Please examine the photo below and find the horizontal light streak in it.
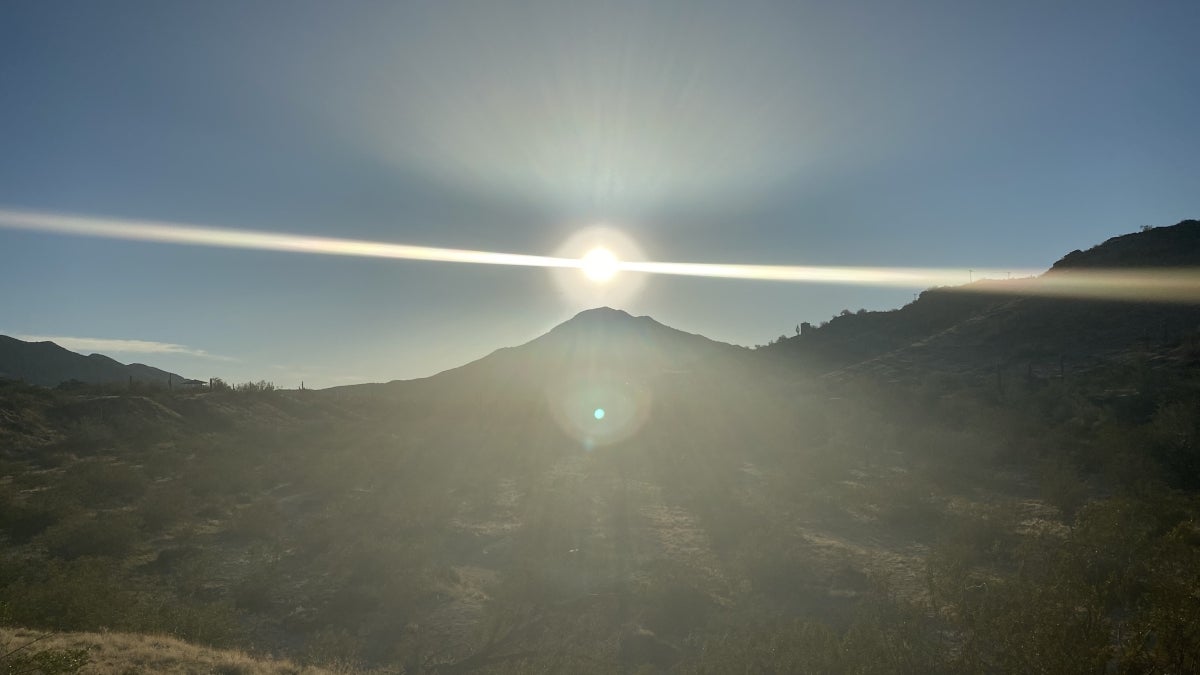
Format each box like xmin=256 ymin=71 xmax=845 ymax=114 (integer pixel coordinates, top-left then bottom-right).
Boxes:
xmin=944 ymin=269 xmax=1200 ymax=304
xmin=0 ymin=208 xmax=579 ymax=270
xmin=620 ymin=260 xmax=1032 ymax=288
xmin=1 ymin=208 xmax=1197 ymax=302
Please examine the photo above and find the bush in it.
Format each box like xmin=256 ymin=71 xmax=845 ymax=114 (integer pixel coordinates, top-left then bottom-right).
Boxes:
xmin=224 ymin=500 xmax=283 ymax=543
xmin=233 ymin=565 xmax=279 ymax=613
xmin=1038 ymin=459 xmax=1088 ymax=518
xmin=137 ymin=485 xmax=191 ymax=533
xmin=61 ymin=461 xmax=148 ymax=508
xmin=2 ymin=559 xmax=134 ymax=632
xmin=0 ymin=491 xmax=79 ymax=544
xmin=41 ymin=513 xmax=141 ymax=560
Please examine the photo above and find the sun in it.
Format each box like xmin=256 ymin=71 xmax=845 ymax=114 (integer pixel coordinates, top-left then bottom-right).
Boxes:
xmin=580 ymin=247 xmax=619 ymax=282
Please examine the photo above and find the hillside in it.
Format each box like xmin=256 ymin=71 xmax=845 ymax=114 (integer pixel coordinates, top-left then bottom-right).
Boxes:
xmin=1051 ymin=219 xmax=1200 ymax=270
xmin=765 ymin=219 xmax=1200 ymax=379
xmin=0 ymin=223 xmax=1198 ymax=673
xmin=0 ymin=335 xmax=187 ymax=388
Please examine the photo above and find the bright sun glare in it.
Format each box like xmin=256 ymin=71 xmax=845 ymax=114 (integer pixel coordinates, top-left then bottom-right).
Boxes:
xmin=9 ymin=209 xmax=1195 ymax=303
xmin=581 ymin=247 xmax=619 ymax=282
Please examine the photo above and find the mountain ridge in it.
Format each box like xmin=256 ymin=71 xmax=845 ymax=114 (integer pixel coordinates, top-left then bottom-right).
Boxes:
xmin=9 ymin=219 xmax=1196 ymax=393
xmin=1050 ymin=219 xmax=1200 ymax=271
xmin=0 ymin=334 xmax=188 ymax=388
xmin=765 ymin=219 xmax=1200 ymax=378
xmin=330 ymin=219 xmax=1200 ymax=394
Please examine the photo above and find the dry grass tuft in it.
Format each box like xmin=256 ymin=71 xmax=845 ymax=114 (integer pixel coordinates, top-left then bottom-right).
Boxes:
xmin=0 ymin=626 xmax=363 ymax=675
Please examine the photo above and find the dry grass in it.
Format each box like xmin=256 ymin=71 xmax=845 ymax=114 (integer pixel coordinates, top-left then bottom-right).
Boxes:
xmin=0 ymin=627 xmax=357 ymax=675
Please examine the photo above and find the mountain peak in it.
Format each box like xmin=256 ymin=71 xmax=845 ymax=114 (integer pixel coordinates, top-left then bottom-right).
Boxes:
xmin=570 ymin=306 xmax=635 ymax=321
xmin=550 ymin=307 xmax=665 ymax=336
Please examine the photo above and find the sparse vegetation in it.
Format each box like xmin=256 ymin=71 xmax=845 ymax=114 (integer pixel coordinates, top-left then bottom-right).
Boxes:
xmin=1 ymin=224 xmax=1199 ymax=671
xmin=0 ymin=328 xmax=1196 ymax=673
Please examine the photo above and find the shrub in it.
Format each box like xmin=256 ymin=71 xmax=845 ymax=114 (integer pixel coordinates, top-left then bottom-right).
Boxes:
xmin=61 ymin=461 xmax=148 ymax=508
xmin=41 ymin=513 xmax=141 ymax=560
xmin=234 ymin=380 xmax=276 ymax=394
xmin=137 ymin=485 xmax=191 ymax=533
xmin=232 ymin=565 xmax=279 ymax=613
xmin=2 ymin=559 xmax=134 ymax=632
xmin=224 ymin=500 xmax=283 ymax=543
xmin=0 ymin=491 xmax=79 ymax=544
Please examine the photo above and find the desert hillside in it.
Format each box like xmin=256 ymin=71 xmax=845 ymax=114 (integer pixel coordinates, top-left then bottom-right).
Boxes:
xmin=2 ymin=222 xmax=1199 ymax=672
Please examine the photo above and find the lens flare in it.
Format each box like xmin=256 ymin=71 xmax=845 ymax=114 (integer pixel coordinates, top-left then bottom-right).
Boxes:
xmin=2 ymin=208 xmax=1198 ymax=303
xmin=581 ymin=247 xmax=619 ymax=282
xmin=553 ymin=225 xmax=647 ymax=307
xmin=0 ymin=208 xmax=579 ymax=271
xmin=548 ymin=373 xmax=650 ymax=448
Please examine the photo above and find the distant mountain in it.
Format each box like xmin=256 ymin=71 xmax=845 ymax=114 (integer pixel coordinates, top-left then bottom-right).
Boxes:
xmin=0 ymin=335 xmax=187 ymax=387
xmin=334 ymin=306 xmax=746 ymax=393
xmin=449 ymin=305 xmax=746 ymax=381
xmin=327 ymin=306 xmax=771 ymax=448
xmin=765 ymin=219 xmax=1200 ymax=379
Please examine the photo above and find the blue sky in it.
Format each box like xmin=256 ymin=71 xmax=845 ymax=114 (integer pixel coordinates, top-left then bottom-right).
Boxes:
xmin=1 ymin=0 xmax=1197 ymax=387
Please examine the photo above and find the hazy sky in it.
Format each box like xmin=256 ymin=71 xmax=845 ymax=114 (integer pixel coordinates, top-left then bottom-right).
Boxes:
xmin=1 ymin=1 xmax=1197 ymax=387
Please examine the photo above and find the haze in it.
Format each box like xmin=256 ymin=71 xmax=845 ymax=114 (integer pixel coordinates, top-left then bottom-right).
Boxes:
xmin=1 ymin=1 xmax=1197 ymax=386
